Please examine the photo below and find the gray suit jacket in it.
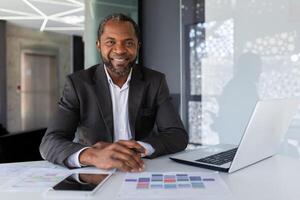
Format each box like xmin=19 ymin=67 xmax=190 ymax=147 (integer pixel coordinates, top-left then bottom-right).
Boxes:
xmin=39 ymin=64 xmax=188 ymax=166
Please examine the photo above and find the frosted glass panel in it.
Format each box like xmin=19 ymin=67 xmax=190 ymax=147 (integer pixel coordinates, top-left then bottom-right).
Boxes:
xmin=183 ymin=0 xmax=300 ymax=153
xmin=188 ymin=101 xmax=201 ymax=142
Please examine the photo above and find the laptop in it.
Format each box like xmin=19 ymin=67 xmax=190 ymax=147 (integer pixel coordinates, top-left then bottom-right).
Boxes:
xmin=170 ymin=99 xmax=300 ymax=173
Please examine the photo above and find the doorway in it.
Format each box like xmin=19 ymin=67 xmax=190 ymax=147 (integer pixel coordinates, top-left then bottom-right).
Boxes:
xmin=20 ymin=51 xmax=58 ymax=132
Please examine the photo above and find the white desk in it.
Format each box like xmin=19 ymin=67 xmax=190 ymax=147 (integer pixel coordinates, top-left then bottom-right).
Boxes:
xmin=0 ymin=154 xmax=300 ymax=200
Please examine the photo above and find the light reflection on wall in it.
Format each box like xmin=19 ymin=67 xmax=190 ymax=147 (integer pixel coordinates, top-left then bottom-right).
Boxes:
xmin=243 ymin=32 xmax=296 ymax=56
xmin=246 ymin=0 xmax=286 ymax=14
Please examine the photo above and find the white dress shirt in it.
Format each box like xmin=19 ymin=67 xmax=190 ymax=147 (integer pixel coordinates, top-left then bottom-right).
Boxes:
xmin=66 ymin=66 xmax=155 ymax=168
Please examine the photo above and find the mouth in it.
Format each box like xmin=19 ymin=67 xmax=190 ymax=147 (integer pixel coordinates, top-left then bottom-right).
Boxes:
xmin=111 ymin=57 xmax=129 ymax=65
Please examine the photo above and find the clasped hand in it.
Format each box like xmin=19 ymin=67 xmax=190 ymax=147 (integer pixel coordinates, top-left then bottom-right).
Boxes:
xmin=79 ymin=140 xmax=146 ymax=172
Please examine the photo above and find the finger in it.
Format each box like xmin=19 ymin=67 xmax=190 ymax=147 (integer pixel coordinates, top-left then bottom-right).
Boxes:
xmin=117 ymin=140 xmax=146 ymax=154
xmin=114 ymin=159 xmax=142 ymax=172
xmin=110 ymin=159 xmax=132 ymax=172
xmin=92 ymin=141 xmax=111 ymax=149
xmin=111 ymin=151 xmax=142 ymax=170
xmin=110 ymin=143 xmax=145 ymax=167
xmin=117 ymin=140 xmax=142 ymax=148
xmin=110 ymin=151 xmax=143 ymax=171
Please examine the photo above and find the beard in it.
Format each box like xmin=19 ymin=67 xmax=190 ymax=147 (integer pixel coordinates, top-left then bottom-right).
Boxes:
xmin=101 ymin=53 xmax=136 ymax=77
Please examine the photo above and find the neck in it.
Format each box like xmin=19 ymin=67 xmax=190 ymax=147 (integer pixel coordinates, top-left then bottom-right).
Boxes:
xmin=106 ymin=68 xmax=129 ymax=88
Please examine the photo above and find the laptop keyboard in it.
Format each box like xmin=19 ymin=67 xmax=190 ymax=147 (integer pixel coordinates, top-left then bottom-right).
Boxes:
xmin=195 ymin=148 xmax=238 ymax=166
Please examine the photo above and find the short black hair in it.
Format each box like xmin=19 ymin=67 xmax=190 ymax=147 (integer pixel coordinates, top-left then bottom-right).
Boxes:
xmin=98 ymin=13 xmax=140 ymax=42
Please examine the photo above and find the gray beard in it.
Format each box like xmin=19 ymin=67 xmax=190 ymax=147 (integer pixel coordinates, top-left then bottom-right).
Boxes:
xmin=101 ymin=55 xmax=136 ymax=77
xmin=105 ymin=62 xmax=133 ymax=77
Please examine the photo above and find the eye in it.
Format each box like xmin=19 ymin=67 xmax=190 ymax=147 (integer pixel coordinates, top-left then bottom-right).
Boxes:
xmin=106 ymin=40 xmax=115 ymax=46
xmin=125 ymin=41 xmax=135 ymax=47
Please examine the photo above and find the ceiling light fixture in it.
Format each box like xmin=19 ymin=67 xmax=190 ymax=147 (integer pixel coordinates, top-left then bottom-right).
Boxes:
xmin=22 ymin=0 xmax=47 ymax=31
xmin=45 ymin=26 xmax=84 ymax=30
xmin=61 ymin=15 xmax=84 ymax=24
xmin=66 ymin=0 xmax=84 ymax=6
xmin=30 ymin=0 xmax=81 ymax=7
xmin=0 ymin=0 xmax=84 ymax=34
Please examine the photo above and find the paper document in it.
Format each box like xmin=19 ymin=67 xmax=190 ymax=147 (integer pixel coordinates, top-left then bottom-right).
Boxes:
xmin=2 ymin=168 xmax=69 ymax=192
xmin=0 ymin=165 xmax=30 ymax=188
xmin=0 ymin=161 xmax=65 ymax=186
xmin=117 ymin=172 xmax=230 ymax=199
xmin=0 ymin=161 xmax=115 ymax=192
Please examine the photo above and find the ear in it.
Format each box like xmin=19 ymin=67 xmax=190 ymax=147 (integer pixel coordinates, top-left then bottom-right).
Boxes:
xmin=137 ymin=41 xmax=141 ymax=51
xmin=96 ymin=40 xmax=101 ymax=52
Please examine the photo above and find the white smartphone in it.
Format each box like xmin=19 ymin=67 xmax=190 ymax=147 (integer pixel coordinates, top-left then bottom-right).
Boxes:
xmin=44 ymin=173 xmax=112 ymax=198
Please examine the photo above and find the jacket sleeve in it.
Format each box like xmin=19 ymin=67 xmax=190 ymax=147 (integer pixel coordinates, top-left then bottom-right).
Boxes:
xmin=141 ymin=75 xmax=189 ymax=158
xmin=39 ymin=76 xmax=87 ymax=167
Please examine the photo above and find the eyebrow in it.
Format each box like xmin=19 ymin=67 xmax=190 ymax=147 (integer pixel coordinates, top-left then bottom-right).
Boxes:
xmin=103 ymin=37 xmax=115 ymax=41
xmin=103 ymin=37 xmax=136 ymax=43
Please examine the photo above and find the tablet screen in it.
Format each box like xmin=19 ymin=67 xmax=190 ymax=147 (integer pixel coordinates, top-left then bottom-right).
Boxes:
xmin=52 ymin=173 xmax=109 ymax=191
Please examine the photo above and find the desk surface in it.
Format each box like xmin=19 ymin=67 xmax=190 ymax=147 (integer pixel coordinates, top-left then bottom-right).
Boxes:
xmin=0 ymin=154 xmax=300 ymax=200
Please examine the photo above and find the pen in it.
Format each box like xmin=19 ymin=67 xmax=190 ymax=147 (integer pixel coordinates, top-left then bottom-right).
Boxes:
xmin=130 ymin=147 xmax=145 ymax=154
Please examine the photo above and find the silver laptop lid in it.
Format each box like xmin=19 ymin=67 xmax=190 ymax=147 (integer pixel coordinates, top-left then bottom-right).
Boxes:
xmin=228 ymin=98 xmax=300 ymax=173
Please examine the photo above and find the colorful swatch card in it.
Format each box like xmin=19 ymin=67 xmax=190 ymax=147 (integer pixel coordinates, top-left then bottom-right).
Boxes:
xmin=118 ymin=172 xmax=230 ymax=199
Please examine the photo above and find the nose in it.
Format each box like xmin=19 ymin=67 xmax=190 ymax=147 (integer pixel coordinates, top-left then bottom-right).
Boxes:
xmin=113 ymin=42 xmax=126 ymax=54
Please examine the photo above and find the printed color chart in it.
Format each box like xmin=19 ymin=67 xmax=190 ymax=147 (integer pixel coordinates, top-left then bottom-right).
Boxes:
xmin=118 ymin=172 xmax=230 ymax=198
xmin=126 ymin=173 xmax=210 ymax=189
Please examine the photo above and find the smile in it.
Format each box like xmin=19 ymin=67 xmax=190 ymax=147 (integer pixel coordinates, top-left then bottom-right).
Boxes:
xmin=113 ymin=58 xmax=127 ymax=62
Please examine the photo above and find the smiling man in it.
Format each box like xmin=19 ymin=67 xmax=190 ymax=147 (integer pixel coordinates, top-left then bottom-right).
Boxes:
xmin=40 ymin=13 xmax=188 ymax=172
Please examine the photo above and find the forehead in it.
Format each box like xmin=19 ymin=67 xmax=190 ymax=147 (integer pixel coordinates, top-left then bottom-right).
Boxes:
xmin=101 ymin=20 xmax=137 ymax=40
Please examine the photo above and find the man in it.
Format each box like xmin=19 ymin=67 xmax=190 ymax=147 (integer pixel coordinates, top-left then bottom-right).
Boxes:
xmin=40 ymin=13 xmax=188 ymax=172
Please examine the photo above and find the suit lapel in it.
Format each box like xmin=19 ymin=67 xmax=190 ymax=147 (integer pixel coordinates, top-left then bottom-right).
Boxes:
xmin=92 ymin=64 xmax=114 ymax=142
xmin=129 ymin=65 xmax=145 ymax=138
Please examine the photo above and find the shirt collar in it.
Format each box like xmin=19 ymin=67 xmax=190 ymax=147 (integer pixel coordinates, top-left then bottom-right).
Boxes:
xmin=103 ymin=64 xmax=132 ymax=87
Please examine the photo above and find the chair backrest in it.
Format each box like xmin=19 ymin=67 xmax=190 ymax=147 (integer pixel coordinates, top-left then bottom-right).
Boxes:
xmin=0 ymin=129 xmax=45 ymax=163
